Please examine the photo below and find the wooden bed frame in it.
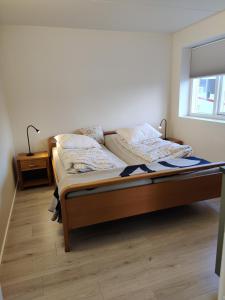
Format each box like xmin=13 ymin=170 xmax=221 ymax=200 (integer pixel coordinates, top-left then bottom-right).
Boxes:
xmin=48 ymin=132 xmax=225 ymax=252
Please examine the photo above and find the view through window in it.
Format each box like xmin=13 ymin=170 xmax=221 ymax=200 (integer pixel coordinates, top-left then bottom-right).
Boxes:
xmin=190 ymin=75 xmax=225 ymax=118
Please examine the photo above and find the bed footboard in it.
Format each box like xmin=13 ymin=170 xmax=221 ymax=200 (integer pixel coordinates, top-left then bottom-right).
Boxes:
xmin=61 ymin=172 xmax=222 ymax=252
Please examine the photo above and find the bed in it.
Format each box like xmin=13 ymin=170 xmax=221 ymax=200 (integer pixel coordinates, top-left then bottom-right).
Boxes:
xmin=49 ymin=132 xmax=225 ymax=252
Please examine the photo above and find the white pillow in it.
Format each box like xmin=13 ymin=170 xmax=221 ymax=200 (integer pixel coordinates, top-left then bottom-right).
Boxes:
xmin=75 ymin=125 xmax=104 ymax=144
xmin=138 ymin=123 xmax=162 ymax=140
xmin=117 ymin=127 xmax=145 ymax=144
xmin=54 ymin=134 xmax=101 ymax=149
xmin=117 ymin=123 xmax=161 ymax=144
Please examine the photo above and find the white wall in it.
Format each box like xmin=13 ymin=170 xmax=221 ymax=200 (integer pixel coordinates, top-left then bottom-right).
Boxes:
xmin=0 ymin=78 xmax=15 ymax=262
xmin=0 ymin=26 xmax=171 ymax=154
xmin=170 ymin=10 xmax=225 ymax=161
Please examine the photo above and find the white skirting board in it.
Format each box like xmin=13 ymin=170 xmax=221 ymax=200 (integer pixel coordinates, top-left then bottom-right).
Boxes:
xmin=0 ymin=182 xmax=17 ymax=264
xmin=0 ymin=286 xmax=3 ymax=300
xmin=219 ymin=232 xmax=225 ymax=300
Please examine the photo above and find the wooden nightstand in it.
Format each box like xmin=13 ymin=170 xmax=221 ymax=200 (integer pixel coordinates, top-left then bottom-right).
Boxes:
xmin=166 ymin=137 xmax=183 ymax=145
xmin=17 ymin=151 xmax=51 ymax=189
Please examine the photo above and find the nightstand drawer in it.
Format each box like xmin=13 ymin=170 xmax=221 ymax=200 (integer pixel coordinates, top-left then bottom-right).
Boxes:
xmin=20 ymin=159 xmax=46 ymax=171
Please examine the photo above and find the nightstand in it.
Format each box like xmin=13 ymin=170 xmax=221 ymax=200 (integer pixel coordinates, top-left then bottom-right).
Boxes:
xmin=17 ymin=151 xmax=51 ymax=189
xmin=166 ymin=137 xmax=183 ymax=145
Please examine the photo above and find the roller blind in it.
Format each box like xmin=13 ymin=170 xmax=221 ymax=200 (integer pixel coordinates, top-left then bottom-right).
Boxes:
xmin=190 ymin=39 xmax=225 ymax=78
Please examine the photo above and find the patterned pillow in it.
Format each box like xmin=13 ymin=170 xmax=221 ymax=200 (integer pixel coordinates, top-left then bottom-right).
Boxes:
xmin=75 ymin=125 xmax=104 ymax=144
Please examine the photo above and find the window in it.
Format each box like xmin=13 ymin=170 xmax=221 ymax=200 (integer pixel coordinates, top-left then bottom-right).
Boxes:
xmin=189 ymin=75 xmax=225 ymax=119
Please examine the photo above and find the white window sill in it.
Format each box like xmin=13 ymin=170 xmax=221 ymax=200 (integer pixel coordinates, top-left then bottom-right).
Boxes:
xmin=179 ymin=115 xmax=225 ymax=124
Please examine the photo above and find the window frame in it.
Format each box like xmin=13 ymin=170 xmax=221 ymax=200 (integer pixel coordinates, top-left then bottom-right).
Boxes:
xmin=188 ymin=74 xmax=225 ymax=121
xmin=218 ymin=76 xmax=225 ymax=116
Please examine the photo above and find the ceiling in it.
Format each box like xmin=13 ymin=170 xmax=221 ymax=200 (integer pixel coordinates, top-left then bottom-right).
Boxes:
xmin=0 ymin=0 xmax=225 ymax=33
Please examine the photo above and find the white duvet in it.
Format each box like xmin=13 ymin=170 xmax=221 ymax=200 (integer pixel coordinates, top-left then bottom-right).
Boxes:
xmin=116 ymin=136 xmax=192 ymax=163
xmin=57 ymin=146 xmax=119 ymax=174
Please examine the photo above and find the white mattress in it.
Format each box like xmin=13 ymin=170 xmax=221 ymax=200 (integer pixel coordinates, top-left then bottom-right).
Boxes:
xmin=105 ymin=134 xmax=149 ymax=165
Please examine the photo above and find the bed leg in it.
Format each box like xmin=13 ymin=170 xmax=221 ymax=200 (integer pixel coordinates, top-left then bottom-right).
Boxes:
xmin=61 ymin=195 xmax=71 ymax=252
xmin=65 ymin=244 xmax=70 ymax=252
xmin=64 ymin=229 xmax=70 ymax=252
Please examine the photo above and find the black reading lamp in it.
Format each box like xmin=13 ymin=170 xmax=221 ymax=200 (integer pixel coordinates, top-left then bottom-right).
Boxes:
xmin=159 ymin=119 xmax=167 ymax=140
xmin=26 ymin=125 xmax=40 ymax=156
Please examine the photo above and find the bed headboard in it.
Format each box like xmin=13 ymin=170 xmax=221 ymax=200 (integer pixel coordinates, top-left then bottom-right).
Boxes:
xmin=48 ymin=131 xmax=116 ymax=157
xmin=48 ymin=136 xmax=57 ymax=157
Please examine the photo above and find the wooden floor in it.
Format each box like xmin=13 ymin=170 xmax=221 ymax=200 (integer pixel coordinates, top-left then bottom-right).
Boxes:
xmin=0 ymin=186 xmax=220 ymax=300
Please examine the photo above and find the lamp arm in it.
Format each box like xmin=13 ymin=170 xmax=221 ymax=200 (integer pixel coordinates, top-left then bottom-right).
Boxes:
xmin=27 ymin=125 xmax=32 ymax=155
xmin=28 ymin=125 xmax=39 ymax=132
xmin=26 ymin=125 xmax=40 ymax=156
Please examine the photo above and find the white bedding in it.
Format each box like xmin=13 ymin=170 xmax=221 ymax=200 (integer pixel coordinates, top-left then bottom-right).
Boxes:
xmin=105 ymin=134 xmax=192 ymax=164
xmin=105 ymin=134 xmax=146 ymax=165
xmin=52 ymin=147 xmax=219 ymax=200
xmin=57 ymin=144 xmax=126 ymax=174
xmin=54 ymin=146 xmax=126 ymax=182
xmin=52 ymin=147 xmax=152 ymax=197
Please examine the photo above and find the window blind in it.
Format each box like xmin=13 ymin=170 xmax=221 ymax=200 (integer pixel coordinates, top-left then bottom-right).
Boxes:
xmin=190 ymin=39 xmax=225 ymax=78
